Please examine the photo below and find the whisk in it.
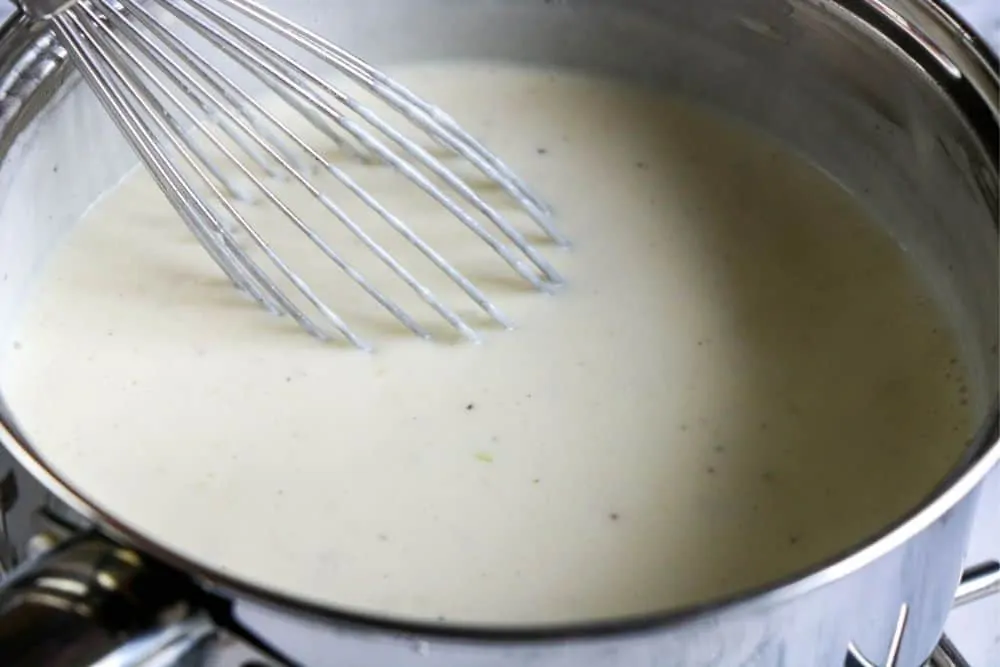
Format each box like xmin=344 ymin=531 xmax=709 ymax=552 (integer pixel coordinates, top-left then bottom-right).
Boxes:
xmin=18 ymin=0 xmax=567 ymax=350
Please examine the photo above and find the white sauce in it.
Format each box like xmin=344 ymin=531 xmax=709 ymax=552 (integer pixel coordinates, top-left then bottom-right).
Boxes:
xmin=1 ymin=63 xmax=974 ymax=625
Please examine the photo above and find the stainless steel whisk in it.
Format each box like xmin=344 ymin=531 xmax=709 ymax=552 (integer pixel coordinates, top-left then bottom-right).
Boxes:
xmin=17 ymin=0 xmax=567 ymax=349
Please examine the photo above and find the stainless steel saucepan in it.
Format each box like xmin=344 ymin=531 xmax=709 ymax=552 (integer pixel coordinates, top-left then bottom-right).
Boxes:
xmin=0 ymin=1 xmax=997 ymax=666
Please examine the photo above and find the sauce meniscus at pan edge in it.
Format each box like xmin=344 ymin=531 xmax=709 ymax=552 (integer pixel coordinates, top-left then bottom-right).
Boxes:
xmin=1 ymin=61 xmax=976 ymax=625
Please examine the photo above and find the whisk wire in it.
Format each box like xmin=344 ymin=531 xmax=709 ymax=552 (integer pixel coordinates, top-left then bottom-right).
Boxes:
xmin=175 ymin=0 xmax=565 ymax=285
xmin=211 ymin=0 xmax=562 ymax=238
xmin=50 ymin=14 xmax=277 ymax=314
xmin=114 ymin=0 xmax=305 ymax=175
xmin=83 ymin=0 xmax=444 ymax=344
xmin=104 ymin=0 xmax=501 ymax=339
xmin=67 ymin=3 xmax=373 ymax=347
xmin=31 ymin=0 xmax=567 ymax=348
xmin=150 ymin=0 xmax=559 ymax=298
xmin=92 ymin=2 xmax=447 ymax=340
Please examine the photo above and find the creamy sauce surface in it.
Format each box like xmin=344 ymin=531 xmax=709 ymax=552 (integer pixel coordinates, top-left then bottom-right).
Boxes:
xmin=1 ymin=63 xmax=974 ymax=625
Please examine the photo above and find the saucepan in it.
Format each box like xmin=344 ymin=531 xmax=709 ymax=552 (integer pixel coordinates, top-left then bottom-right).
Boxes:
xmin=0 ymin=1 xmax=997 ymax=666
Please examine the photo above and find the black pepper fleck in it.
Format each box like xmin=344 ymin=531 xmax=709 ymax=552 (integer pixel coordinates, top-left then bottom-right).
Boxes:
xmin=706 ymin=466 xmax=716 ymax=474
xmin=536 ymin=147 xmax=548 ymax=155
xmin=466 ymin=403 xmax=475 ymax=411
xmin=609 ymin=513 xmax=620 ymax=521
xmin=635 ymin=161 xmax=648 ymax=170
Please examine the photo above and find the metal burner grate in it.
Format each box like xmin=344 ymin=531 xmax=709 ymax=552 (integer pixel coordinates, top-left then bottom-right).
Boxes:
xmin=846 ymin=560 xmax=1000 ymax=667
xmin=847 ymin=634 xmax=971 ymax=667
xmin=925 ymin=635 xmax=972 ymax=667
